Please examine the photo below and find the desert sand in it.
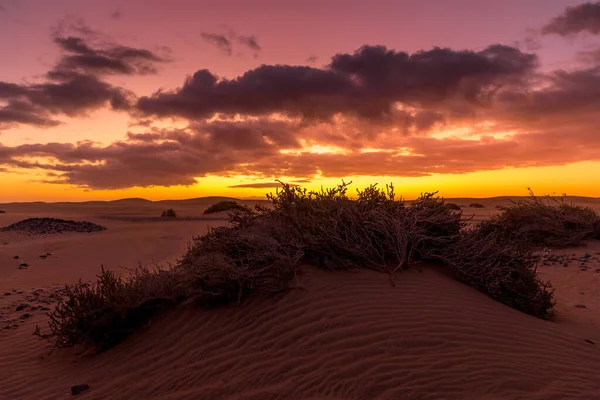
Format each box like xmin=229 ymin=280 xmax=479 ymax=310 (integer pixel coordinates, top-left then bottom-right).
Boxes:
xmin=0 ymin=197 xmax=599 ymax=399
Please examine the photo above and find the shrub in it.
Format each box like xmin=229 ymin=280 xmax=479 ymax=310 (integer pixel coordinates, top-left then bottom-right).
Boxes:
xmin=438 ymin=228 xmax=554 ymax=319
xmin=161 ymin=208 xmax=177 ymax=218
xmin=0 ymin=210 xmax=6 ymax=214
xmin=469 ymin=203 xmax=485 ymax=208
xmin=477 ymin=189 xmax=600 ymax=247
xmin=34 ymin=266 xmax=185 ymax=351
xmin=445 ymin=203 xmax=462 ymax=211
xmin=256 ymin=182 xmax=463 ymax=272
xmin=204 ymin=201 xmax=250 ymax=215
xmin=35 ymin=182 xmax=560 ymax=352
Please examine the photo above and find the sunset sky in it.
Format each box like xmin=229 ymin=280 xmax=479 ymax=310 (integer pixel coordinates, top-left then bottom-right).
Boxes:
xmin=1 ymin=0 xmax=600 ymax=202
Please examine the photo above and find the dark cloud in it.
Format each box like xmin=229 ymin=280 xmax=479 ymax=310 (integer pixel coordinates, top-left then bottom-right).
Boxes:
xmin=229 ymin=182 xmax=297 ymax=189
xmin=110 ymin=9 xmax=122 ymax=19
xmin=542 ymin=2 xmax=600 ymax=36
xmin=0 ymin=22 xmax=168 ymax=129
xmin=48 ymin=31 xmax=169 ymax=78
xmin=236 ymin=35 xmax=261 ymax=52
xmin=137 ymin=44 xmax=536 ymax=122
xmin=200 ymin=32 xmax=232 ymax=55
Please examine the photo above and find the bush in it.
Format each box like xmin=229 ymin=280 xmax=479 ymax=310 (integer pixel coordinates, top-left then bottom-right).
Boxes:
xmin=438 ymin=228 xmax=554 ymax=319
xmin=161 ymin=208 xmax=177 ymax=218
xmin=445 ymin=203 xmax=462 ymax=211
xmin=34 ymin=266 xmax=185 ymax=351
xmin=469 ymin=203 xmax=485 ymax=208
xmin=204 ymin=201 xmax=250 ymax=215
xmin=477 ymin=190 xmax=600 ymax=247
xmin=256 ymin=182 xmax=463 ymax=272
xmin=35 ymin=182 xmax=560 ymax=352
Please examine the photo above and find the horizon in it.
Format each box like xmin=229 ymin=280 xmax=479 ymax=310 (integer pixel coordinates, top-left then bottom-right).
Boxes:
xmin=2 ymin=1 xmax=600 ymax=201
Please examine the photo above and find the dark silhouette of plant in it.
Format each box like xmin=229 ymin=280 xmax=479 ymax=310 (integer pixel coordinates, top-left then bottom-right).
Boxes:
xmin=161 ymin=208 xmax=177 ymax=218
xmin=35 ymin=182 xmax=559 ymax=352
xmin=469 ymin=203 xmax=485 ymax=208
xmin=204 ymin=201 xmax=250 ymax=215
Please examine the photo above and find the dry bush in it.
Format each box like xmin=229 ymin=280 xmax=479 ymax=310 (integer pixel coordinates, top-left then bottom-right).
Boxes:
xmin=478 ymin=189 xmax=600 ymax=247
xmin=469 ymin=203 xmax=485 ymax=208
xmin=35 ymin=182 xmax=562 ymax=352
xmin=438 ymin=228 xmax=555 ymax=319
xmin=34 ymin=266 xmax=185 ymax=351
xmin=204 ymin=200 xmax=250 ymax=215
xmin=445 ymin=203 xmax=462 ymax=211
xmin=256 ymin=182 xmax=463 ymax=273
xmin=161 ymin=208 xmax=177 ymax=218
xmin=179 ymin=224 xmax=303 ymax=306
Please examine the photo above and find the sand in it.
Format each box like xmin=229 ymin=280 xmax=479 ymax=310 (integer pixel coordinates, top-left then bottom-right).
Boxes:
xmin=0 ymin=197 xmax=599 ymax=399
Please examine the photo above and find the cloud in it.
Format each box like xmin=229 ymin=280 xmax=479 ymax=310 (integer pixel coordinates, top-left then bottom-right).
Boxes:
xmin=306 ymin=56 xmax=318 ymax=63
xmin=0 ymin=22 xmax=168 ymax=129
xmin=137 ymin=44 xmax=537 ymax=122
xmin=542 ymin=2 xmax=600 ymax=36
xmin=110 ymin=9 xmax=122 ymax=19
xmin=236 ymin=35 xmax=261 ymax=52
xmin=200 ymin=32 xmax=232 ymax=55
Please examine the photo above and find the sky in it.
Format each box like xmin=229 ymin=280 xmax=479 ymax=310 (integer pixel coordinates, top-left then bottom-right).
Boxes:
xmin=1 ymin=0 xmax=600 ymax=201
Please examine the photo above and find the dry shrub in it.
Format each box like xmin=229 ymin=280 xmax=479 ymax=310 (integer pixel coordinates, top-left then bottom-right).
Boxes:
xmin=161 ymin=208 xmax=177 ymax=218
xmin=256 ymin=182 xmax=463 ymax=272
xmin=35 ymin=182 xmax=561 ymax=352
xmin=478 ymin=189 xmax=600 ymax=247
xmin=34 ymin=266 xmax=184 ymax=351
xmin=204 ymin=200 xmax=250 ymax=215
xmin=439 ymin=228 xmax=554 ymax=319
xmin=445 ymin=203 xmax=462 ymax=211
xmin=179 ymin=223 xmax=303 ymax=306
xmin=469 ymin=203 xmax=485 ymax=208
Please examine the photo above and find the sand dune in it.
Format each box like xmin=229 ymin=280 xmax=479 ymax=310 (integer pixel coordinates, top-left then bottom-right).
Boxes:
xmin=1 ymin=267 xmax=599 ymax=399
xmin=0 ymin=197 xmax=599 ymax=399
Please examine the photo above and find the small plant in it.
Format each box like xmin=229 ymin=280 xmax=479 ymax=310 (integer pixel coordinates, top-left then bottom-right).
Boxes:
xmin=445 ymin=203 xmax=462 ymax=211
xmin=469 ymin=203 xmax=485 ymax=208
xmin=34 ymin=266 xmax=185 ymax=351
xmin=477 ymin=189 xmax=600 ymax=247
xmin=204 ymin=200 xmax=250 ymax=215
xmin=161 ymin=208 xmax=177 ymax=218
xmin=438 ymin=228 xmax=554 ymax=319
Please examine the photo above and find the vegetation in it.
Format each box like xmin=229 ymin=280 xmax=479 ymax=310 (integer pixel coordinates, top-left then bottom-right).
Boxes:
xmin=469 ymin=203 xmax=485 ymax=208
xmin=36 ymin=183 xmax=573 ymax=352
xmin=445 ymin=203 xmax=462 ymax=211
xmin=476 ymin=189 xmax=600 ymax=247
xmin=161 ymin=208 xmax=177 ymax=218
xmin=0 ymin=210 xmax=6 ymax=214
xmin=203 ymin=200 xmax=250 ymax=215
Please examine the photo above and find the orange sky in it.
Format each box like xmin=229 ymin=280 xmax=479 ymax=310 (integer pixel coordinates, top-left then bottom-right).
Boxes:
xmin=1 ymin=0 xmax=600 ymax=202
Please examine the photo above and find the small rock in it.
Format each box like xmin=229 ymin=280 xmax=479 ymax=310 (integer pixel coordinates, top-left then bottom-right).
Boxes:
xmin=579 ymin=292 xmax=585 ymax=295
xmin=574 ymin=304 xmax=587 ymax=309
xmin=71 ymin=384 xmax=90 ymax=395
xmin=20 ymin=313 xmax=30 ymax=319
xmin=39 ymin=255 xmax=47 ymax=259
xmin=13 ymin=256 xmax=19 ymax=259
xmin=15 ymin=304 xmax=28 ymax=311
xmin=583 ymin=253 xmax=591 ymax=258
xmin=585 ymin=339 xmax=595 ymax=345
xmin=46 ymin=253 xmax=51 ymax=256
xmin=3 ymin=293 xmax=11 ymax=296
xmin=3 ymin=325 xmax=10 ymax=330
xmin=19 ymin=263 xmax=28 ymax=267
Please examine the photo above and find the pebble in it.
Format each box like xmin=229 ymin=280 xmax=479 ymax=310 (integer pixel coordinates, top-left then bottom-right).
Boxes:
xmin=574 ymin=304 xmax=587 ymax=309
xmin=19 ymin=263 xmax=28 ymax=267
xmin=13 ymin=256 xmax=18 ymax=259
xmin=71 ymin=384 xmax=90 ymax=396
